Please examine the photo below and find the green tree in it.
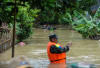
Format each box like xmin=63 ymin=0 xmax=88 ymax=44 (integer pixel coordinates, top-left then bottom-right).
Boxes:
xmin=0 ymin=0 xmax=40 ymax=42
xmin=28 ymin=0 xmax=97 ymax=25
xmin=16 ymin=5 xmax=40 ymax=42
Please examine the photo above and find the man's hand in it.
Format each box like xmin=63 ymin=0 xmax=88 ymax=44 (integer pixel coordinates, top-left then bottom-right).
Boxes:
xmin=67 ymin=42 xmax=72 ymax=47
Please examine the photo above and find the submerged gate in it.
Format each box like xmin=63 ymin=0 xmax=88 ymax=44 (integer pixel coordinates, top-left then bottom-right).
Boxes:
xmin=0 ymin=26 xmax=12 ymax=53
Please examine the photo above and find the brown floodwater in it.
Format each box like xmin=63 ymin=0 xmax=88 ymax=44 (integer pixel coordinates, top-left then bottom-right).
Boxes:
xmin=0 ymin=28 xmax=100 ymax=68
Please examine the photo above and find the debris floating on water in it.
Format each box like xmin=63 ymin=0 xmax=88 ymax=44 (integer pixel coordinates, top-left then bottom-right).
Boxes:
xmin=18 ymin=42 xmax=26 ymax=46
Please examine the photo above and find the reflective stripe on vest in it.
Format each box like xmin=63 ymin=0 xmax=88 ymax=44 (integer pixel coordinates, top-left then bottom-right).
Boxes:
xmin=55 ymin=44 xmax=62 ymax=48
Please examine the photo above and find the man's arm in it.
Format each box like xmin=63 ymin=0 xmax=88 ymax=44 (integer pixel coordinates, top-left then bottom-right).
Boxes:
xmin=50 ymin=45 xmax=69 ymax=54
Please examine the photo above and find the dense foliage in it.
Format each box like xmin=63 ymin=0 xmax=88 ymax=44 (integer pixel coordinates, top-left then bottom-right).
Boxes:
xmin=0 ymin=0 xmax=98 ymax=40
xmin=28 ymin=0 xmax=97 ymax=25
xmin=0 ymin=0 xmax=40 ymax=42
xmin=67 ymin=8 xmax=100 ymax=39
xmin=16 ymin=6 xmax=40 ymax=42
xmin=0 ymin=0 xmax=14 ymax=24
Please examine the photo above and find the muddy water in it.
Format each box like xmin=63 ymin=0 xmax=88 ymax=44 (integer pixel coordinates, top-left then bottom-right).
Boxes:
xmin=0 ymin=28 xmax=100 ymax=68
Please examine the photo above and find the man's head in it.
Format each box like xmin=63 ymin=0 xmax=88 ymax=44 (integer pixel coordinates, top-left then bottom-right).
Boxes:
xmin=49 ymin=34 xmax=58 ymax=43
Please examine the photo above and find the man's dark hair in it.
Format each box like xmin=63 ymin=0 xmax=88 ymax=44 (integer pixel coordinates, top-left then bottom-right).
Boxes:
xmin=49 ymin=34 xmax=58 ymax=41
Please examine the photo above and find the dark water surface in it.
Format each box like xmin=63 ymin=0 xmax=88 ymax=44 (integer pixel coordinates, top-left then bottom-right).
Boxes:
xmin=0 ymin=28 xmax=100 ymax=68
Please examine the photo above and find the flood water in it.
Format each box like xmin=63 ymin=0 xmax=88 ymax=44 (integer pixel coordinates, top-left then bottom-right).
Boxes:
xmin=0 ymin=28 xmax=100 ymax=68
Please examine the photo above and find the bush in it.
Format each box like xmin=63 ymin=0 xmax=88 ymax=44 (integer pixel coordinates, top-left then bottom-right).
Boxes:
xmin=15 ymin=5 xmax=40 ymax=42
xmin=67 ymin=9 xmax=100 ymax=39
xmin=16 ymin=22 xmax=33 ymax=42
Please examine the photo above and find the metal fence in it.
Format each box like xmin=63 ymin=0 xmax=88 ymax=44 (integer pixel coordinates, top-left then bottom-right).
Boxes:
xmin=0 ymin=27 xmax=12 ymax=53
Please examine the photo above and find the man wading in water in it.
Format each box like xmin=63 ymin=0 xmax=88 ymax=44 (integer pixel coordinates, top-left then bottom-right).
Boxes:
xmin=47 ymin=34 xmax=72 ymax=65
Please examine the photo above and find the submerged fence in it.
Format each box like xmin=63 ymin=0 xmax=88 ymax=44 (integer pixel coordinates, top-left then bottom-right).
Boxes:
xmin=0 ymin=27 xmax=12 ymax=53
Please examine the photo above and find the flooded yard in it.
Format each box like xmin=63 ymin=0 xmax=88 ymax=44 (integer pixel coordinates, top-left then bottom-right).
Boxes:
xmin=0 ymin=28 xmax=100 ymax=68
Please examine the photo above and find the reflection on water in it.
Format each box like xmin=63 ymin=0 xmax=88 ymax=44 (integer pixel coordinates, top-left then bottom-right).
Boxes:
xmin=0 ymin=28 xmax=100 ymax=68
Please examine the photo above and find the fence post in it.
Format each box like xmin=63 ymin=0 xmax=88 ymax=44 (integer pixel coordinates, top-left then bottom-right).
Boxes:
xmin=12 ymin=0 xmax=16 ymax=58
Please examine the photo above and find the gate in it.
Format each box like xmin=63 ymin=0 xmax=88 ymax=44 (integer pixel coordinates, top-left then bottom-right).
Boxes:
xmin=0 ymin=26 xmax=12 ymax=53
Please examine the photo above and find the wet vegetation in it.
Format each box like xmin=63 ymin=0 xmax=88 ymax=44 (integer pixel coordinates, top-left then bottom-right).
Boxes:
xmin=0 ymin=0 xmax=40 ymax=42
xmin=0 ymin=0 xmax=100 ymax=42
xmin=67 ymin=9 xmax=100 ymax=39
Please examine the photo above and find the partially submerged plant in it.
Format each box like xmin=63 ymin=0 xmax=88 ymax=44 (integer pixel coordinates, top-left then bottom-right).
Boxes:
xmin=67 ymin=8 xmax=100 ymax=39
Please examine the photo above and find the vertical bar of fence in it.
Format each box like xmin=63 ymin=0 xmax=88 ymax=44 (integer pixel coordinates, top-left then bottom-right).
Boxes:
xmin=12 ymin=0 xmax=16 ymax=58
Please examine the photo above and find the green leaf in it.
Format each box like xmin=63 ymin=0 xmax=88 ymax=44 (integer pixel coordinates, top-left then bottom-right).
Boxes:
xmin=74 ymin=24 xmax=85 ymax=30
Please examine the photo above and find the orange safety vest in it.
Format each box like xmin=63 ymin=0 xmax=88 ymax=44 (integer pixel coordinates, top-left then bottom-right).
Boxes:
xmin=47 ymin=42 xmax=66 ymax=63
